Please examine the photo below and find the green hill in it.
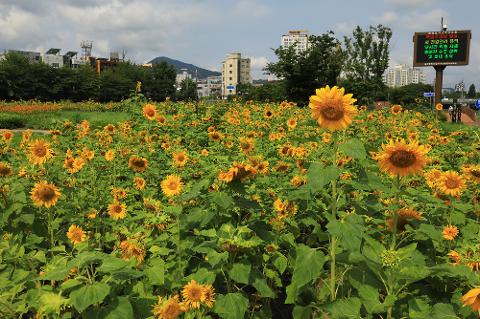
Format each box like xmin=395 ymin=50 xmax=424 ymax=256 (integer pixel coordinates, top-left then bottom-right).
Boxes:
xmin=148 ymin=56 xmax=220 ymax=79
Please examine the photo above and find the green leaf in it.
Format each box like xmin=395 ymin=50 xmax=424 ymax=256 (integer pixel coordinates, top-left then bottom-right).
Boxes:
xmin=70 ymin=282 xmax=110 ymax=312
xmin=229 ymin=263 xmax=251 ymax=284
xmin=214 ymin=293 xmax=249 ymax=319
xmin=339 ymin=138 xmax=367 ymax=160
xmin=206 ymin=251 xmax=228 ymax=267
xmin=272 ymin=253 xmax=288 ymax=274
xmin=327 ymin=297 xmax=362 ymax=318
xmin=285 ymin=245 xmax=325 ymax=303
xmin=409 ymin=297 xmax=432 ymax=318
xmin=103 ymin=296 xmax=134 ymax=319
xmin=293 ymin=305 xmax=313 ymax=319
xmin=252 ymin=276 xmax=275 ymax=298
xmin=211 ymin=192 xmax=234 ymax=209
xmin=431 ymin=303 xmax=459 ymax=318
xmin=307 ymin=164 xmax=340 ymax=193
xmin=98 ymin=256 xmax=131 ymax=273
xmin=145 ymin=258 xmax=164 ymax=286
xmin=358 ymin=285 xmax=385 ymax=313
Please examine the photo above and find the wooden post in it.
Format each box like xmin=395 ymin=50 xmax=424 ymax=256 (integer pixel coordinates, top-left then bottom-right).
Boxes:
xmin=434 ymin=65 xmax=446 ymax=105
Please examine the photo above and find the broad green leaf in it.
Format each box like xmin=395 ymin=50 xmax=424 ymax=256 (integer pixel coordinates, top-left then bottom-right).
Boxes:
xmin=70 ymin=282 xmax=110 ymax=312
xmin=272 ymin=253 xmax=288 ymax=274
xmin=206 ymin=251 xmax=228 ymax=267
xmin=229 ymin=263 xmax=251 ymax=284
xmin=327 ymin=297 xmax=362 ymax=318
xmin=293 ymin=305 xmax=313 ymax=319
xmin=211 ymin=192 xmax=234 ymax=209
xmin=214 ymin=293 xmax=248 ymax=319
xmin=103 ymin=296 xmax=134 ymax=319
xmin=285 ymin=245 xmax=325 ymax=303
xmin=98 ymin=256 xmax=131 ymax=273
xmin=339 ymin=138 xmax=367 ymax=160
xmin=431 ymin=303 xmax=459 ymax=318
xmin=307 ymin=163 xmax=340 ymax=193
xmin=252 ymin=276 xmax=275 ymax=298
xmin=145 ymin=258 xmax=164 ymax=286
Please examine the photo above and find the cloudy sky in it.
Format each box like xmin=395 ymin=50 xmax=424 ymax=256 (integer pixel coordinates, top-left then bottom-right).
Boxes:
xmin=0 ymin=0 xmax=479 ymax=88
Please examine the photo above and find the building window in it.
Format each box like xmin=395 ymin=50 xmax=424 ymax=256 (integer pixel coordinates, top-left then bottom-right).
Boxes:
xmin=229 ymin=77 xmax=232 ymax=80
xmin=229 ymin=64 xmax=232 ymax=67
xmin=229 ymin=70 xmax=232 ymax=74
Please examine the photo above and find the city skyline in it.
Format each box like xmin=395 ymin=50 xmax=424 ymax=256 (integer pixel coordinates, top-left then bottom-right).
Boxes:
xmin=1 ymin=0 xmax=479 ymax=88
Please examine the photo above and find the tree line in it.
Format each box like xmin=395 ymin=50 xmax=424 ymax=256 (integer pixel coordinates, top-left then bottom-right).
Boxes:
xmin=0 ymin=53 xmax=180 ymax=102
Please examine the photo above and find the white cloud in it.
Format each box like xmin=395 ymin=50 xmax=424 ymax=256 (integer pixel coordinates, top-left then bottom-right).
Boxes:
xmin=385 ymin=0 xmax=447 ymax=10
xmin=246 ymin=56 xmax=269 ymax=70
xmin=333 ymin=22 xmax=357 ymax=34
xmin=376 ymin=11 xmax=398 ymax=24
xmin=232 ymin=0 xmax=271 ymax=18
xmin=373 ymin=9 xmax=447 ymax=31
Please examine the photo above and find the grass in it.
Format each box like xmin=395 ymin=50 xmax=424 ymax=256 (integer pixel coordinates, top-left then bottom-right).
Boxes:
xmin=0 ymin=111 xmax=131 ymax=130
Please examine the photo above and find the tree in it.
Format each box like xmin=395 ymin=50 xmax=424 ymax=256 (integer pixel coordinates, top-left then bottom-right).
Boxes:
xmin=177 ymin=78 xmax=198 ymax=101
xmin=143 ymin=61 xmax=176 ymax=101
xmin=237 ymin=82 xmax=287 ymax=102
xmin=341 ymin=25 xmax=392 ymax=105
xmin=467 ymin=84 xmax=476 ymax=98
xmin=389 ymin=83 xmax=433 ymax=106
xmin=265 ymin=31 xmax=344 ymax=105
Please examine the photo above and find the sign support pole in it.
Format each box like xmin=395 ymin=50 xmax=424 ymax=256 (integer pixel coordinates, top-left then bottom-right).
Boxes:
xmin=434 ymin=65 xmax=446 ymax=105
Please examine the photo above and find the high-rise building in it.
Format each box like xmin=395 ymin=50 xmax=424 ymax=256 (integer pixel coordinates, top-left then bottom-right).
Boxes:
xmin=42 ymin=48 xmax=64 ymax=68
xmin=281 ymin=30 xmax=310 ymax=54
xmin=0 ymin=50 xmax=41 ymax=63
xmin=221 ymin=53 xmax=251 ymax=98
xmin=383 ymin=64 xmax=426 ymax=87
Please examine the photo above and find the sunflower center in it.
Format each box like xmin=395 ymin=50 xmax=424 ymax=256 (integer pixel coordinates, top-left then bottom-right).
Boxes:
xmin=176 ymin=154 xmax=185 ymax=161
xmin=133 ymin=159 xmax=146 ymax=168
xmin=188 ymin=287 xmax=203 ymax=301
xmin=33 ymin=145 xmax=47 ymax=157
xmin=145 ymin=109 xmax=155 ymax=117
xmin=320 ymin=106 xmax=344 ymax=121
xmin=445 ymin=178 xmax=459 ymax=189
xmin=113 ymin=205 xmax=122 ymax=213
xmin=389 ymin=150 xmax=416 ymax=168
xmin=39 ymin=187 xmax=56 ymax=201
xmin=168 ymin=181 xmax=178 ymax=190
xmin=0 ymin=165 xmax=11 ymax=176
xmin=471 ymin=169 xmax=480 ymax=177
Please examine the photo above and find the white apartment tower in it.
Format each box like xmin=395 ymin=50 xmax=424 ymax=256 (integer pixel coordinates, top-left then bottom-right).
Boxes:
xmin=281 ymin=30 xmax=310 ymax=54
xmin=221 ymin=53 xmax=252 ymax=98
xmin=383 ymin=64 xmax=426 ymax=88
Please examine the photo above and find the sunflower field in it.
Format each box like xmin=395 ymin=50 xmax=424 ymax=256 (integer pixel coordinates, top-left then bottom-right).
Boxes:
xmin=0 ymin=86 xmax=480 ymax=319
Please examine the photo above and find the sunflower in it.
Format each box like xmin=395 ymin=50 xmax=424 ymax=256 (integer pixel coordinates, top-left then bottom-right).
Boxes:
xmin=239 ymin=137 xmax=254 ymax=154
xmin=156 ymin=115 xmax=167 ymax=125
xmin=105 ymin=149 xmax=115 ymax=161
xmin=104 ymin=123 xmax=116 ymax=133
xmin=309 ymin=86 xmax=357 ymax=131
xmin=134 ymin=177 xmax=146 ymax=190
xmin=462 ymin=288 xmax=480 ymax=312
xmin=435 ymin=103 xmax=443 ymax=111
xmin=181 ymin=280 xmax=205 ymax=309
xmin=202 ymin=284 xmax=215 ymax=308
xmin=447 ymin=250 xmax=461 ymax=265
xmin=208 ymin=131 xmax=223 ymax=141
xmin=172 ymin=151 xmax=188 ymax=167
xmin=0 ymin=162 xmax=13 ymax=177
xmin=437 ymin=171 xmax=466 ymax=197
xmin=28 ymin=139 xmax=54 ymax=165
xmin=120 ymin=239 xmax=144 ymax=263
xmin=161 ymin=175 xmax=183 ymax=197
xmin=390 ymin=104 xmax=402 ymax=114
xmin=264 ymin=108 xmax=274 ymax=119
xmin=107 ymin=201 xmax=127 ymax=220
xmin=30 ymin=181 xmax=61 ymax=208
xmin=128 ymin=156 xmax=148 ymax=173
xmin=143 ymin=103 xmax=157 ymax=121
xmin=1 ymin=130 xmax=14 ymax=142
xmin=425 ymin=168 xmax=442 ymax=189
xmin=322 ymin=132 xmax=332 ymax=143
xmin=376 ymin=139 xmax=429 ymax=177
xmin=152 ymin=295 xmax=185 ymax=319
xmin=67 ymin=224 xmax=87 ymax=244
xmin=463 ymin=164 xmax=480 ymax=184
xmin=387 ymin=208 xmax=422 ymax=232
xmin=442 ymin=225 xmax=459 ymax=240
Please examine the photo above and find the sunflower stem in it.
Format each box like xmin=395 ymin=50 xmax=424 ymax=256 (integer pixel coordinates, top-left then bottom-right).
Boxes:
xmin=329 ymin=132 xmax=339 ymax=301
xmin=391 ymin=174 xmax=401 ymax=249
xmin=46 ymin=208 xmax=55 ymax=251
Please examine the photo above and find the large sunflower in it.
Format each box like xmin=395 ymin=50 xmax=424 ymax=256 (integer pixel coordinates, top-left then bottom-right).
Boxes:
xmin=28 ymin=139 xmax=54 ymax=165
xmin=172 ymin=151 xmax=188 ymax=167
xmin=0 ymin=162 xmax=13 ymax=177
xmin=376 ymin=139 xmax=429 ymax=177
xmin=128 ymin=156 xmax=148 ymax=173
xmin=143 ymin=103 xmax=157 ymax=121
xmin=309 ymin=85 xmax=357 ymax=131
xmin=152 ymin=295 xmax=185 ymax=319
xmin=438 ymin=171 xmax=466 ymax=197
xmin=67 ymin=224 xmax=87 ymax=244
xmin=161 ymin=175 xmax=183 ymax=197
xmin=181 ymin=280 xmax=205 ymax=309
xmin=30 ymin=181 xmax=61 ymax=208
xmin=107 ymin=201 xmax=127 ymax=220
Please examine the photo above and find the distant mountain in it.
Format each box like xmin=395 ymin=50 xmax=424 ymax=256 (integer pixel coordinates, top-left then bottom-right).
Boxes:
xmin=148 ymin=56 xmax=220 ymax=79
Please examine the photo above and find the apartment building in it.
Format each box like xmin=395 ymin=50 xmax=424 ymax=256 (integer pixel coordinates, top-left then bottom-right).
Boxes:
xmin=281 ymin=30 xmax=310 ymax=54
xmin=383 ymin=64 xmax=426 ymax=88
xmin=221 ymin=53 xmax=252 ymax=98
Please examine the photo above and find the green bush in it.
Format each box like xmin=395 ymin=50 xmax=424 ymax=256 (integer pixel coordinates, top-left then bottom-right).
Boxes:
xmin=0 ymin=113 xmax=25 ymax=129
